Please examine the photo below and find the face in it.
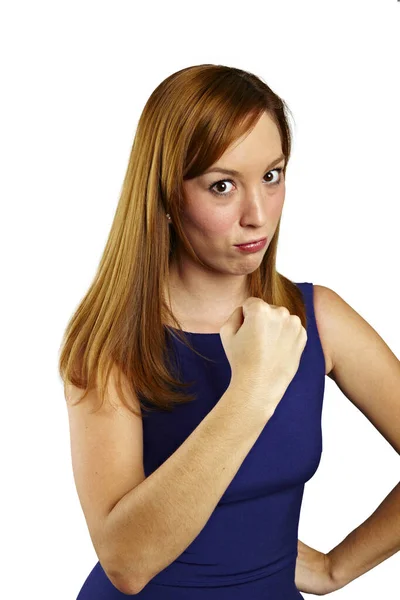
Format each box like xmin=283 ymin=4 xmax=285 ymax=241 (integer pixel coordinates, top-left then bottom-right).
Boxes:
xmin=168 ymin=111 xmax=286 ymax=311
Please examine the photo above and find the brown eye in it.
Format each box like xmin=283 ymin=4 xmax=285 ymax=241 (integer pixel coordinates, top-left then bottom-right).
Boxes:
xmin=208 ymin=168 xmax=283 ymax=197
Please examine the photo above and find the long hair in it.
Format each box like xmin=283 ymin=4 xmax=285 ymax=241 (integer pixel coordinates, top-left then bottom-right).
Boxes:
xmin=58 ymin=64 xmax=307 ymax=418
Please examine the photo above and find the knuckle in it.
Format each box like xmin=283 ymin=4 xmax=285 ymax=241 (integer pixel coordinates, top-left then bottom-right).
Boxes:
xmin=278 ymin=306 xmax=291 ymax=318
xmin=290 ymin=314 xmax=302 ymax=327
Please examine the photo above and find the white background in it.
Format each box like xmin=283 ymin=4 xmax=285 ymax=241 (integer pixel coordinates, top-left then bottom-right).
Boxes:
xmin=1 ymin=0 xmax=399 ymax=598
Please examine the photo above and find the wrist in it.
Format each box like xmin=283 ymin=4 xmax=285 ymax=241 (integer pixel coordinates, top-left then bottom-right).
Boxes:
xmin=228 ymin=379 xmax=277 ymax=421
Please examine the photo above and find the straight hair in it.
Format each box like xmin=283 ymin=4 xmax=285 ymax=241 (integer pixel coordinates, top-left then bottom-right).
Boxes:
xmin=58 ymin=64 xmax=307 ymax=418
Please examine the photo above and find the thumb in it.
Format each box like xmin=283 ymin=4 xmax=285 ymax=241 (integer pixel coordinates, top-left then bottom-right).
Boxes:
xmin=220 ymin=305 xmax=244 ymax=337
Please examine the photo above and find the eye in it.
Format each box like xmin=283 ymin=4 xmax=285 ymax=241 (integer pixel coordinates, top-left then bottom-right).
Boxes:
xmin=208 ymin=167 xmax=284 ymax=197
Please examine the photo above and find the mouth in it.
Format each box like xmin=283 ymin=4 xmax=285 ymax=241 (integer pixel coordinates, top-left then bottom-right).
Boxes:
xmin=234 ymin=237 xmax=267 ymax=246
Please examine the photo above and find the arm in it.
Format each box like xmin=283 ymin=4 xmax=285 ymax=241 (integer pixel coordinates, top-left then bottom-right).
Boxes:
xmin=313 ymin=285 xmax=400 ymax=590
xmin=327 ymin=481 xmax=400 ymax=589
xmin=103 ymin=384 xmax=274 ymax=594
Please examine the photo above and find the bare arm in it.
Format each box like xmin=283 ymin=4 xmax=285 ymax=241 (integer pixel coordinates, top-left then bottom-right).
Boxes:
xmin=103 ymin=383 xmax=274 ymax=594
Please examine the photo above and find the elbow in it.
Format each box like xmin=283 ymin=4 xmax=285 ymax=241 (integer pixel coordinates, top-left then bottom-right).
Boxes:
xmin=121 ymin=575 xmax=150 ymax=596
xmin=99 ymin=520 xmax=149 ymax=594
xmin=129 ymin=577 xmax=150 ymax=595
xmin=100 ymin=545 xmax=150 ymax=595
xmin=103 ymin=564 xmax=146 ymax=596
xmin=99 ymin=543 xmax=147 ymax=595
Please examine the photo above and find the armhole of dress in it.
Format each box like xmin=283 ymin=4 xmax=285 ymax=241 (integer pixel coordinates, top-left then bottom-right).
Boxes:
xmin=300 ymin=281 xmax=327 ymax=376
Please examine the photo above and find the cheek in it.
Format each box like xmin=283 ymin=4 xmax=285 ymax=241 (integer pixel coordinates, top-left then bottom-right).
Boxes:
xmin=268 ymin=187 xmax=285 ymax=219
xmin=192 ymin=207 xmax=234 ymax=235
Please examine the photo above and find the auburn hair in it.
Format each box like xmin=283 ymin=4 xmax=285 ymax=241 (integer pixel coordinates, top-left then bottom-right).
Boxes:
xmin=58 ymin=63 xmax=307 ymax=418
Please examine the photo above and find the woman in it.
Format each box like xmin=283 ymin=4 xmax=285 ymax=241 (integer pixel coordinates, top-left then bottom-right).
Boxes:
xmin=60 ymin=64 xmax=400 ymax=598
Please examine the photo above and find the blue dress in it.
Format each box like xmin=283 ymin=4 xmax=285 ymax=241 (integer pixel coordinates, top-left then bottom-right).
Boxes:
xmin=76 ymin=282 xmax=326 ymax=598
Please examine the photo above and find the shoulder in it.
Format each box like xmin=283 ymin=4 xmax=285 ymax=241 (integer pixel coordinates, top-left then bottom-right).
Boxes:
xmin=310 ymin=284 xmax=336 ymax=377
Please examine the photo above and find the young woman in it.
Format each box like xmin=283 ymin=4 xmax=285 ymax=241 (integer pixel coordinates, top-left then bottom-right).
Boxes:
xmin=60 ymin=64 xmax=400 ymax=599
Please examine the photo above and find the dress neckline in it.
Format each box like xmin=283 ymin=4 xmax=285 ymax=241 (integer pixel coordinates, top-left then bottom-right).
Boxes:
xmin=163 ymin=282 xmax=305 ymax=337
xmin=165 ymin=325 xmax=220 ymax=336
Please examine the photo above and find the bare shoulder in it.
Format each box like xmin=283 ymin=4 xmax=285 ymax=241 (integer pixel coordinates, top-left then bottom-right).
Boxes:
xmin=312 ymin=284 xmax=335 ymax=377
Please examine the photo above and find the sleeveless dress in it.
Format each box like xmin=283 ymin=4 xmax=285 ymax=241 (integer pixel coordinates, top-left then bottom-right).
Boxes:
xmin=76 ymin=282 xmax=326 ymax=599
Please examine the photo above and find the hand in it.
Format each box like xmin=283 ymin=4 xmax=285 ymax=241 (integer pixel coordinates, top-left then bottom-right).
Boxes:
xmin=220 ymin=298 xmax=307 ymax=417
xmin=295 ymin=539 xmax=341 ymax=596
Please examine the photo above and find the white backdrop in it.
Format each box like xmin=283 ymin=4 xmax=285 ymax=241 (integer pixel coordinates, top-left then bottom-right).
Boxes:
xmin=1 ymin=0 xmax=399 ymax=598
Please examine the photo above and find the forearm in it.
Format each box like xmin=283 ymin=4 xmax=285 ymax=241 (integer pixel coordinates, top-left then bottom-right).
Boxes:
xmin=327 ymin=480 xmax=400 ymax=589
xmin=103 ymin=384 xmax=273 ymax=593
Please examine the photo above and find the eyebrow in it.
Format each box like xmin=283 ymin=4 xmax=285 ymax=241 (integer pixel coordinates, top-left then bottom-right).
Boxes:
xmin=203 ymin=154 xmax=286 ymax=177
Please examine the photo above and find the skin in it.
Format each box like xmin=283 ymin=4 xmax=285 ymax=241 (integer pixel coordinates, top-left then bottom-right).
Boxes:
xmin=165 ymin=111 xmax=286 ymax=332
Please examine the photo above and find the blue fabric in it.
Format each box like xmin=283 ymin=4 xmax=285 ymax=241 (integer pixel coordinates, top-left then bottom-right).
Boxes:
xmin=77 ymin=282 xmax=325 ymax=598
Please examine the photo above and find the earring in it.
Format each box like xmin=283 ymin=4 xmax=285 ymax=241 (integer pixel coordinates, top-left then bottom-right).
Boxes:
xmin=166 ymin=213 xmax=171 ymax=221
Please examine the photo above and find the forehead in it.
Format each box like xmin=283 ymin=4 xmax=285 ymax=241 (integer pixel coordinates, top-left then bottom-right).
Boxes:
xmin=206 ymin=113 xmax=283 ymax=174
